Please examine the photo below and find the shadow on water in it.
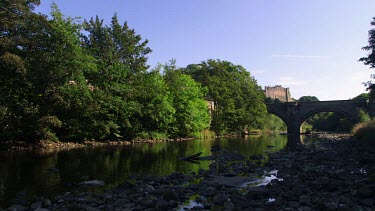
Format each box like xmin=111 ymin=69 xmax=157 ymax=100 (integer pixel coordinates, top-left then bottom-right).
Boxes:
xmin=0 ymin=135 xmax=289 ymax=207
xmin=285 ymin=135 xmax=302 ymax=151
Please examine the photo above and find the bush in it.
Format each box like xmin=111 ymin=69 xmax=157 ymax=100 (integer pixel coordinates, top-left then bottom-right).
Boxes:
xmin=352 ymin=120 xmax=375 ymax=143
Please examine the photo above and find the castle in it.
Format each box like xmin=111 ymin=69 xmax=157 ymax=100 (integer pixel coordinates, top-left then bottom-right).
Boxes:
xmin=265 ymin=85 xmax=292 ymax=102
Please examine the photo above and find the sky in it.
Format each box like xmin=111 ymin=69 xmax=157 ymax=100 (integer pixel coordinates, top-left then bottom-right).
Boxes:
xmin=36 ymin=0 xmax=375 ymax=101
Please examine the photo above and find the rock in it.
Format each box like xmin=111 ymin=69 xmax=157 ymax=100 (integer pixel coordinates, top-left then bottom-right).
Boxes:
xmin=30 ymin=201 xmax=41 ymax=210
xmin=34 ymin=208 xmax=49 ymax=211
xmin=322 ymin=201 xmax=338 ymax=210
xmin=139 ymin=198 xmax=154 ymax=208
xmin=41 ymin=198 xmax=51 ymax=208
xmin=223 ymin=201 xmax=235 ymax=211
xmin=298 ymin=206 xmax=312 ymax=211
xmin=155 ymin=199 xmax=169 ymax=209
xmin=6 ymin=204 xmax=27 ymax=211
xmin=73 ymin=204 xmax=100 ymax=211
xmin=56 ymin=198 xmax=64 ymax=203
xmin=79 ymin=180 xmax=105 ymax=187
xmin=299 ymin=195 xmax=311 ymax=205
xmin=162 ymin=191 xmax=178 ymax=201
xmin=144 ymin=184 xmax=155 ymax=193
xmin=244 ymin=190 xmax=268 ymax=200
xmin=287 ymin=201 xmax=300 ymax=208
xmin=357 ymin=186 xmax=373 ymax=198
xmin=10 ymin=191 xmax=28 ymax=206
xmin=359 ymin=198 xmax=375 ymax=206
xmin=113 ymin=200 xmax=132 ymax=209
xmin=212 ymin=193 xmax=226 ymax=206
xmin=203 ymin=201 xmax=212 ymax=209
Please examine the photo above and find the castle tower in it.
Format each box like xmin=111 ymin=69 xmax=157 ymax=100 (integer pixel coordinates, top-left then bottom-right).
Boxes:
xmin=265 ymin=85 xmax=293 ymax=102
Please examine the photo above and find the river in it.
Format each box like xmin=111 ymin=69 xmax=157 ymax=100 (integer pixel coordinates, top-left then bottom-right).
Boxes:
xmin=0 ymin=135 xmax=316 ymax=207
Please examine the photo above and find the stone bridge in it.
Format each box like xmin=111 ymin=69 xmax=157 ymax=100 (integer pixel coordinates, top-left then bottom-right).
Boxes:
xmin=266 ymin=99 xmax=375 ymax=135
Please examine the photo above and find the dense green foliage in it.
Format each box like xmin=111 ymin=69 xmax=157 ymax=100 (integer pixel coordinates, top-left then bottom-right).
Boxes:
xmin=304 ymin=112 xmax=354 ymax=132
xmin=181 ymin=60 xmax=267 ymax=134
xmin=298 ymin=96 xmax=319 ymax=102
xmin=158 ymin=61 xmax=210 ymax=137
xmin=263 ymin=114 xmax=286 ymax=133
xmin=359 ymin=17 xmax=375 ymax=99
xmin=352 ymin=120 xmax=375 ymax=143
xmin=352 ymin=93 xmax=370 ymax=100
xmin=0 ymin=2 xmax=212 ymax=142
xmin=264 ymin=97 xmax=281 ymax=104
xmin=1 ymin=2 xmax=269 ymax=143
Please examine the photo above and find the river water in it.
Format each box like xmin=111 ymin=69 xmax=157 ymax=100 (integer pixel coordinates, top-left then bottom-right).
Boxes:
xmin=0 ymin=135 xmax=314 ymax=207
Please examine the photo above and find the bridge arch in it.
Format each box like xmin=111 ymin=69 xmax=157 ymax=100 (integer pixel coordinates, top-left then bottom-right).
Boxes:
xmin=267 ymin=109 xmax=287 ymax=124
xmin=296 ymin=108 xmax=358 ymax=133
xmin=265 ymin=99 xmax=371 ymax=135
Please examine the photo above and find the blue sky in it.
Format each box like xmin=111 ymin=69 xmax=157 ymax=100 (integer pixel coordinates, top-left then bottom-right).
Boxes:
xmin=36 ymin=1 xmax=375 ymax=100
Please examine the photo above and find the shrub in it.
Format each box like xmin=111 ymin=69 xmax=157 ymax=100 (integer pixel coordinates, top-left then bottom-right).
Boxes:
xmin=352 ymin=120 xmax=375 ymax=143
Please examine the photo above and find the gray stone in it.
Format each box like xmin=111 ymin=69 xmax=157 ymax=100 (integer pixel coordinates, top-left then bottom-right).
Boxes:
xmin=144 ymin=184 xmax=155 ymax=192
xmin=163 ymin=191 xmax=178 ymax=201
xmin=34 ymin=208 xmax=49 ymax=211
xmin=360 ymin=198 xmax=375 ymax=206
xmin=299 ymin=195 xmax=311 ymax=205
xmin=79 ymin=180 xmax=105 ymax=187
xmin=57 ymin=199 xmax=64 ymax=203
xmin=323 ymin=202 xmax=338 ymax=210
xmin=155 ymin=199 xmax=169 ymax=210
xmin=139 ymin=198 xmax=154 ymax=208
xmin=212 ymin=193 xmax=226 ymax=206
xmin=223 ymin=201 xmax=235 ymax=211
xmin=74 ymin=204 xmax=100 ymax=211
xmin=42 ymin=198 xmax=51 ymax=208
xmin=30 ymin=201 xmax=41 ymax=210
xmin=357 ymin=186 xmax=373 ymax=198
xmin=298 ymin=206 xmax=312 ymax=211
xmin=10 ymin=191 xmax=28 ymax=206
xmin=287 ymin=201 xmax=300 ymax=208
xmin=7 ymin=204 xmax=27 ymax=211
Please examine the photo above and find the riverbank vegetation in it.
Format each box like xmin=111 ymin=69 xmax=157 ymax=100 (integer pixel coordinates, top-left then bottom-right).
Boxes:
xmin=352 ymin=120 xmax=375 ymax=143
xmin=0 ymin=1 xmax=267 ymax=144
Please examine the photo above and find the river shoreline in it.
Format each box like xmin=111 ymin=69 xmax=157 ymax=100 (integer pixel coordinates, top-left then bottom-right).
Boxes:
xmin=0 ymin=132 xmax=348 ymax=152
xmin=0 ymin=138 xmax=198 ymax=151
xmin=0 ymin=134 xmax=247 ymax=151
xmin=4 ymin=134 xmax=374 ymax=210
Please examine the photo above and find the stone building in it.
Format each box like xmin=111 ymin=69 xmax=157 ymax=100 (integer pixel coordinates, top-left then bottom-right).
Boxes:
xmin=265 ymin=85 xmax=292 ymax=102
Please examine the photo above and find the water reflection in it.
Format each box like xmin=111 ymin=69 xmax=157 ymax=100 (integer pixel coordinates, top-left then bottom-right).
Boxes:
xmin=0 ymin=135 xmax=288 ymax=207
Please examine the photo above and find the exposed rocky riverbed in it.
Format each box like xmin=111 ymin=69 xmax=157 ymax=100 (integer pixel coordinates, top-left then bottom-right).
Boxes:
xmin=4 ymin=135 xmax=375 ymax=210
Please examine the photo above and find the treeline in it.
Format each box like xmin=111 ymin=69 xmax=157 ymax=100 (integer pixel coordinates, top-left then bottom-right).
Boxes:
xmin=0 ymin=1 xmax=267 ymax=143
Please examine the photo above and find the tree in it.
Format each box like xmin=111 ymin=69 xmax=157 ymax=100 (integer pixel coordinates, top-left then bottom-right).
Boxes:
xmin=298 ymin=96 xmax=319 ymax=102
xmin=352 ymin=93 xmax=370 ymax=100
xmin=182 ymin=59 xmax=267 ymax=134
xmin=163 ymin=61 xmax=210 ymax=137
xmin=359 ymin=17 xmax=375 ymax=99
xmin=127 ymin=69 xmax=176 ymax=139
xmin=0 ymin=0 xmax=52 ymax=141
xmin=82 ymin=14 xmax=153 ymax=139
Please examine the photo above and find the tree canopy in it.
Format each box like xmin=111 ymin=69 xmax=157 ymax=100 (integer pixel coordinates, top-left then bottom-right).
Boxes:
xmin=182 ymin=59 xmax=267 ymax=134
xmin=359 ymin=17 xmax=375 ymax=99
xmin=1 ymin=2 xmax=272 ymax=143
xmin=298 ymin=96 xmax=319 ymax=102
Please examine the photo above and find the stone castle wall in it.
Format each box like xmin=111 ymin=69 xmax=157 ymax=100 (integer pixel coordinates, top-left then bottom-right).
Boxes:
xmin=265 ymin=85 xmax=292 ymax=102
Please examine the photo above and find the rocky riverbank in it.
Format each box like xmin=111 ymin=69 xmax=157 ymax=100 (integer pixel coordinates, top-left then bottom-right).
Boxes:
xmin=4 ymin=136 xmax=375 ymax=210
xmin=0 ymin=137 xmax=197 ymax=151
